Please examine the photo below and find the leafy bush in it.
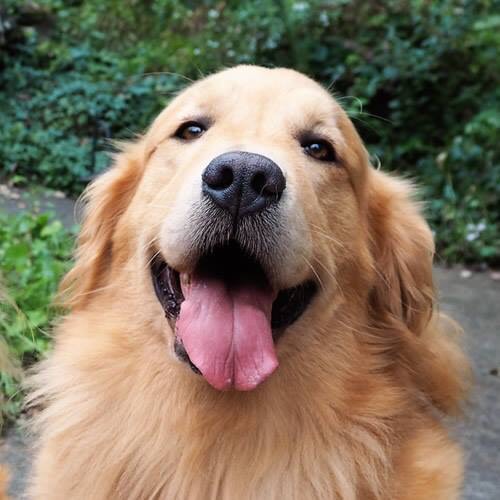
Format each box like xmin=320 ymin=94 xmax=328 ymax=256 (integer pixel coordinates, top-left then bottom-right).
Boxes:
xmin=423 ymin=104 xmax=500 ymax=263
xmin=0 ymin=0 xmax=499 ymax=264
xmin=0 ymin=210 xmax=75 ymax=424
xmin=0 ymin=9 xmax=182 ymax=192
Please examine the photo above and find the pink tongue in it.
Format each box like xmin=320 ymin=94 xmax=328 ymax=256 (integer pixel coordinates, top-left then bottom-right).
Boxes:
xmin=176 ymin=273 xmax=278 ymax=391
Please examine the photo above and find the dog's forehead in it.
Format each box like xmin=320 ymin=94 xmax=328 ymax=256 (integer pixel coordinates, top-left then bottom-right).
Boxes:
xmin=171 ymin=66 xmax=339 ymax=118
xmin=195 ymin=65 xmax=322 ymax=93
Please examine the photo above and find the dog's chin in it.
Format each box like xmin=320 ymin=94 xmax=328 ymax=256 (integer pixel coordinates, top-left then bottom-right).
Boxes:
xmin=150 ymin=240 xmax=317 ymax=391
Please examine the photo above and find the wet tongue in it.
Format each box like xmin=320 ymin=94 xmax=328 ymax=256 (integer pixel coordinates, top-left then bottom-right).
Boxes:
xmin=177 ymin=270 xmax=278 ymax=391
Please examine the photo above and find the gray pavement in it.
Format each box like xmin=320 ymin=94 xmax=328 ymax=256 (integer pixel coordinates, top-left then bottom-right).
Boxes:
xmin=435 ymin=268 xmax=500 ymax=500
xmin=0 ymin=184 xmax=79 ymax=228
xmin=1 ymin=188 xmax=499 ymax=499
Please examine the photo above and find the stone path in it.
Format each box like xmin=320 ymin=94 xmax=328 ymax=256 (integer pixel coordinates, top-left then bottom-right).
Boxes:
xmin=1 ymin=188 xmax=499 ymax=499
xmin=0 ymin=184 xmax=79 ymax=228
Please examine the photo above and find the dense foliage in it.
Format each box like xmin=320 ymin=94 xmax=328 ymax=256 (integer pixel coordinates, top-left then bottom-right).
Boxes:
xmin=0 ymin=211 xmax=74 ymax=424
xmin=1 ymin=0 xmax=498 ymax=264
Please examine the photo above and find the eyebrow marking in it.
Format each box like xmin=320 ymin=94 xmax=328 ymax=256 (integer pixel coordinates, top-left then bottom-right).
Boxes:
xmin=293 ymin=122 xmax=336 ymax=145
xmin=176 ymin=114 xmax=213 ymax=128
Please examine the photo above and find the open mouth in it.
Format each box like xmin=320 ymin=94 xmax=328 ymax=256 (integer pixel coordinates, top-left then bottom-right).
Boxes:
xmin=151 ymin=241 xmax=317 ymax=391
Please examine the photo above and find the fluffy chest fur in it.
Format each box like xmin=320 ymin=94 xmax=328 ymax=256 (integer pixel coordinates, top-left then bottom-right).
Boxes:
xmin=31 ymin=316 xmax=411 ymax=500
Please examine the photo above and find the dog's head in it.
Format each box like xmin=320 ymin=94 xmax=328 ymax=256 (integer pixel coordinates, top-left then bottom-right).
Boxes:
xmin=63 ymin=66 xmax=435 ymax=393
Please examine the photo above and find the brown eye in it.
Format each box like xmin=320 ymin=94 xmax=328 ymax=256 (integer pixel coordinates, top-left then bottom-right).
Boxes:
xmin=175 ymin=121 xmax=206 ymax=140
xmin=303 ymin=140 xmax=336 ymax=162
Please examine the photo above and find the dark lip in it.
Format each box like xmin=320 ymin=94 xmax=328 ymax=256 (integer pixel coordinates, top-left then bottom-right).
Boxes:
xmin=150 ymin=241 xmax=317 ymax=342
xmin=151 ymin=259 xmax=183 ymax=319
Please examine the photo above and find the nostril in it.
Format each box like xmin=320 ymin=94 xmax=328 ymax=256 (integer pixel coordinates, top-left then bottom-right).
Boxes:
xmin=251 ymin=169 xmax=286 ymax=199
xmin=204 ymin=166 xmax=234 ymax=190
xmin=216 ymin=167 xmax=233 ymax=190
xmin=251 ymin=172 xmax=268 ymax=196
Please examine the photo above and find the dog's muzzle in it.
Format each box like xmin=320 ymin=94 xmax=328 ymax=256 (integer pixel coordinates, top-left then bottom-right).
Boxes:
xmin=151 ymin=151 xmax=316 ymax=392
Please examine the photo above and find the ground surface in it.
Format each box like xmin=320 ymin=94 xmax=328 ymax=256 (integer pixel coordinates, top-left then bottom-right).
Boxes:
xmin=0 ymin=184 xmax=79 ymax=228
xmin=1 ymin=188 xmax=499 ymax=499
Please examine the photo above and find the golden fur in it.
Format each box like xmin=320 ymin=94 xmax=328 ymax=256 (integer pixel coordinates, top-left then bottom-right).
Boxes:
xmin=29 ymin=66 xmax=470 ymax=499
xmin=0 ymin=464 xmax=10 ymax=500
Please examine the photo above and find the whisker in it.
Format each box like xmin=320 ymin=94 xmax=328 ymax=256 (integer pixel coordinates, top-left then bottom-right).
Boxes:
xmin=68 ymin=283 xmax=118 ymax=302
xmin=354 ymin=111 xmax=393 ymax=125
xmin=312 ymin=255 xmax=340 ymax=291
xmin=140 ymin=71 xmax=194 ymax=83
xmin=309 ymin=224 xmax=346 ymax=249
xmin=326 ymin=77 xmax=338 ymax=92
xmin=336 ymin=95 xmax=393 ymax=125
xmin=301 ymin=255 xmax=326 ymax=294
xmin=141 ymin=232 xmax=162 ymax=268
xmin=336 ymin=95 xmax=364 ymax=114
xmin=145 ymin=249 xmax=161 ymax=271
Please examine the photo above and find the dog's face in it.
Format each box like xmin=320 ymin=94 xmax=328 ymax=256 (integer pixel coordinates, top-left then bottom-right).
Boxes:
xmin=67 ymin=66 xmax=434 ymax=394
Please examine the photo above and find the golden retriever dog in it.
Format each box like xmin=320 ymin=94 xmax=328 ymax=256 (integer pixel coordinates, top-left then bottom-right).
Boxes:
xmin=29 ymin=66 xmax=470 ymax=499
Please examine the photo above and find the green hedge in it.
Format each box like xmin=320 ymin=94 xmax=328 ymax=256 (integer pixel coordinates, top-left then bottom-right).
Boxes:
xmin=1 ymin=0 xmax=499 ymax=263
xmin=0 ymin=211 xmax=75 ymax=423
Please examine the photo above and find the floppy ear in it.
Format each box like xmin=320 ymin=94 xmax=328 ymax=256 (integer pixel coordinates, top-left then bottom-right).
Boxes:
xmin=60 ymin=142 xmax=146 ymax=310
xmin=367 ymin=170 xmax=471 ymax=415
xmin=367 ymin=170 xmax=435 ymax=335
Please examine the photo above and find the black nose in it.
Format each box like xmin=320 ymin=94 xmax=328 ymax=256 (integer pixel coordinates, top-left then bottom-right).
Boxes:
xmin=202 ymin=151 xmax=286 ymax=218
